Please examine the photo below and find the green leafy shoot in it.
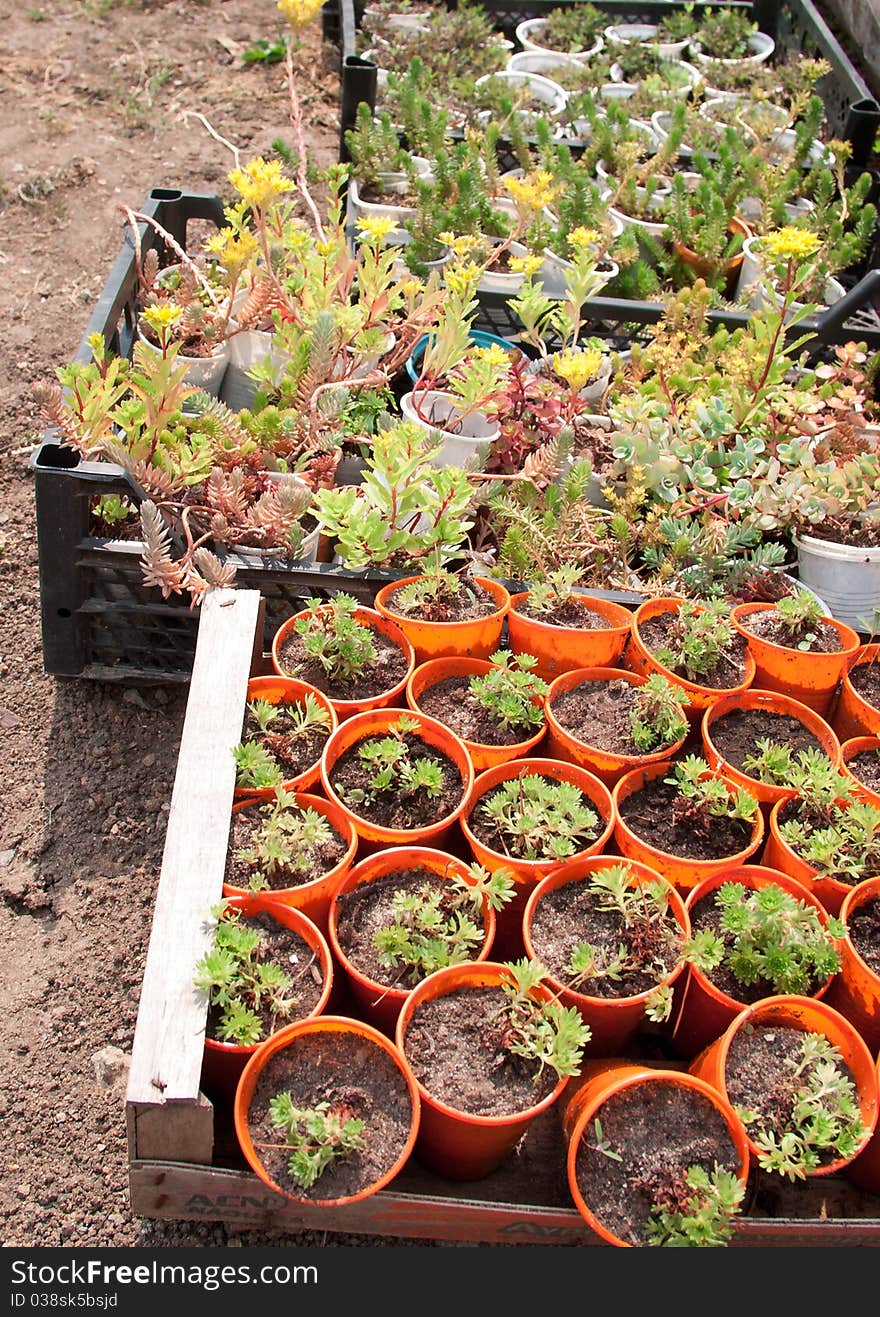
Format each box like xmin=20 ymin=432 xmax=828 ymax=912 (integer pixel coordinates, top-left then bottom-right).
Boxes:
xmin=495 ymin=958 xmax=590 ymax=1083
xmin=630 ymin=673 xmax=690 ymax=753
xmin=563 ymin=863 xmax=685 ymax=1019
xmin=770 ymin=590 xmax=827 ymax=650
xmin=478 ymin=773 xmax=601 ymax=862
xmin=683 ymin=881 xmax=843 ymax=994
xmin=242 ymin=35 xmax=290 ymax=65
xmin=290 ymin=593 xmax=378 ymax=683
xmin=653 ymin=600 xmax=740 ymax=683
xmin=373 ymin=864 xmax=516 ymax=986
xmin=524 ymin=565 xmax=584 ymax=615
xmin=193 ymin=900 xmax=303 ymax=1045
xmin=266 ymin=1095 xmax=365 ymax=1189
xmin=736 ymin=1032 xmax=869 ymax=1179
xmin=644 ymin=1164 xmax=746 ymax=1247
xmin=468 ymin=651 xmax=549 ymax=735
xmin=664 ymin=756 xmax=759 ymax=837
xmin=233 ymin=788 xmax=337 ymax=891
xmin=334 ymin=714 xmax=448 ymax=812
xmin=231 ymin=692 xmax=331 ymax=789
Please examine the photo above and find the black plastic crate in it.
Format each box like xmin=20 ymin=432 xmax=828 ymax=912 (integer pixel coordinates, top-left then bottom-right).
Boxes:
xmin=339 ymin=0 xmax=880 ymax=348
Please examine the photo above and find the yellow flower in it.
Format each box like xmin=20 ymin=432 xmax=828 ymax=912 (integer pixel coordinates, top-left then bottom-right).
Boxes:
xmin=504 ymin=170 xmax=556 ymax=214
xmin=205 ymin=227 xmax=258 ymax=277
xmin=439 ymin=232 xmax=481 ymax=257
xmin=315 ymin=237 xmax=339 ymax=258
xmin=228 ymin=157 xmax=296 ymax=211
xmin=761 ymin=227 xmax=822 ymax=262
xmin=569 ymin=227 xmax=600 ymax=250
xmin=509 ymin=253 xmax=544 ymax=277
xmin=277 ymin=0 xmax=324 ymax=30
xmin=553 ymin=347 xmax=605 ymax=393
xmin=356 ymin=214 xmax=396 ymax=243
xmin=444 ymin=260 xmax=482 ymax=296
xmin=472 ymin=343 xmax=511 ymax=369
xmin=141 ymin=303 xmax=183 ymax=330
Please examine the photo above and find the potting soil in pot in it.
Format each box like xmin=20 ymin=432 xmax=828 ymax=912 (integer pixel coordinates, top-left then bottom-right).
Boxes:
xmin=846 ymin=898 xmax=880 ymax=977
xmin=847 ymin=750 xmax=880 ymax=795
xmin=276 ymin=628 xmax=409 ymax=701
xmin=617 ymin=777 xmax=753 ymax=861
xmin=384 ymin=581 xmax=499 ymax=624
xmin=226 ymin=808 xmax=349 ymax=892
xmin=528 ymin=877 xmax=684 ymax=998
xmin=404 ymin=985 xmax=558 ymax=1116
xmin=551 ymin=679 xmax=679 ymax=756
xmin=849 ymin=664 xmax=880 ymax=710
xmin=331 ymin=735 xmax=463 ymax=831
xmin=708 ymin=709 xmax=827 ymax=772
xmin=737 ymin=611 xmax=844 ymax=654
xmin=246 ymin=1030 xmax=414 ymax=1200
xmin=572 ymin=1082 xmax=742 ymax=1246
xmin=639 ymin=612 xmax=748 ymax=688
xmin=516 ymin=597 xmax=611 ymax=628
xmin=335 ymin=867 xmax=486 ymax=988
xmin=417 ymin=677 xmax=542 ymax=747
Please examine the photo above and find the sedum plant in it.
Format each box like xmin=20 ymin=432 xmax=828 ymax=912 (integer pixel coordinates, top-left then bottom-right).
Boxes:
xmin=468 ymin=652 xmax=549 ymax=736
xmin=334 ymin=713 xmax=449 ymax=813
xmin=289 ymin=594 xmax=377 ymax=684
xmin=267 ymin=1094 xmax=366 ymax=1190
xmin=373 ymin=864 xmax=516 ymax=986
xmin=652 ymin=599 xmax=741 ymax=684
xmin=231 ymin=693 xmax=331 ymax=790
xmin=684 ymin=880 xmax=843 ymax=995
xmin=563 ymin=862 xmax=685 ymax=1022
xmin=232 ymin=788 xmax=337 ymax=892
xmin=495 ymin=957 xmax=590 ymax=1083
xmin=764 ymin=589 xmax=827 ymax=649
xmin=644 ymin=1164 xmax=745 ymax=1248
xmin=477 ymin=773 xmax=601 ymax=862
xmin=629 ymin=674 xmax=690 ymax=753
xmin=735 ymin=1033 xmax=869 ymax=1179
xmin=193 ymin=899 xmax=304 ymax=1044
xmin=665 ymin=757 xmax=759 ymax=837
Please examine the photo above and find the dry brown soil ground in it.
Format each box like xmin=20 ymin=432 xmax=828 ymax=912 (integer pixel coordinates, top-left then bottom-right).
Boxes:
xmin=0 ymin=0 xmax=431 ymax=1248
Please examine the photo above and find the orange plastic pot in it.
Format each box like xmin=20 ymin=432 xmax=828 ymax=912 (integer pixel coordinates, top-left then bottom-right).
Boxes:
xmin=544 ymin=666 xmax=689 ymax=789
xmin=373 ymin=575 xmax=510 ymax=664
xmin=523 ymin=854 xmax=690 ymax=1055
xmin=223 ymin=791 xmax=358 ymax=935
xmin=395 ymin=961 xmax=571 ymax=1180
xmin=701 ymin=688 xmax=842 ymax=807
xmin=562 ymin=1059 xmax=751 ymax=1247
xmin=840 ymin=735 xmax=880 ymax=808
xmin=611 ymin=759 xmax=765 ymax=892
xmin=764 ymin=793 xmax=864 ymax=917
xmin=320 ymin=706 xmax=475 ymax=848
xmin=823 ymin=875 xmax=880 ymax=1054
xmin=271 ymin=604 xmax=415 ymax=720
xmin=690 ymin=994 xmax=879 ymax=1177
xmin=668 ymin=865 xmax=837 ymax=1059
xmin=846 ymin=1054 xmax=880 ymax=1194
xmin=730 ymin=601 xmax=860 ymax=719
xmin=833 ymin=645 xmax=880 ymax=742
xmin=234 ymin=675 xmax=338 ymax=802
xmin=405 ymin=655 xmax=546 ymax=772
xmin=234 ymin=1014 xmax=420 ymax=1206
xmin=327 ymin=846 xmax=498 ymax=1037
xmin=625 ymin=596 xmax=756 ymax=722
xmin=672 ymin=215 xmax=751 ymax=301
xmin=460 ymin=757 xmax=615 ymax=960
xmin=506 ymin=591 xmax=633 ymax=681
xmin=201 ymin=894 xmax=334 ymax=1103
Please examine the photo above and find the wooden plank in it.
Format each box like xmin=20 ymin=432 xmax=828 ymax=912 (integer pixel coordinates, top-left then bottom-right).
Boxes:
xmin=128 ymin=1161 xmax=880 ymax=1246
xmin=126 ymin=588 xmax=261 ymax=1164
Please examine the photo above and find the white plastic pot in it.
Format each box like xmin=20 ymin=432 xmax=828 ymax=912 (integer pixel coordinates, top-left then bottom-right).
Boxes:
xmin=539 ymin=249 xmax=620 ymax=299
xmin=515 ymin=17 xmax=603 ymax=62
xmin=506 ymin=50 xmax=581 ymax=77
xmin=603 ymin=22 xmax=689 ymax=60
xmin=349 ymin=165 xmax=431 ymax=224
xmin=795 ymin=534 xmax=880 ymax=633
xmin=691 ymin=30 xmax=775 ymax=69
xmin=136 ymin=328 xmax=229 ymax=397
xmin=221 ymin=329 xmax=287 ymax=410
xmin=399 ymin=389 xmax=500 ymax=468
xmin=735 ymin=235 xmax=845 ymax=314
xmin=608 ymin=198 xmax=669 ymax=241
xmin=475 ymin=239 xmax=530 ymax=295
xmin=474 ymin=69 xmax=568 ymax=125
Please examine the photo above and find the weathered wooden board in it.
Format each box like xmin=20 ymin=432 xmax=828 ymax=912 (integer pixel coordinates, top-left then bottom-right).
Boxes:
xmin=126 ymin=588 xmax=262 ymax=1165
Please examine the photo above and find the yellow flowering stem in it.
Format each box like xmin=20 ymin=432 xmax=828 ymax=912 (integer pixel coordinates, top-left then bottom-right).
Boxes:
xmin=284 ymin=44 xmax=326 ymax=242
